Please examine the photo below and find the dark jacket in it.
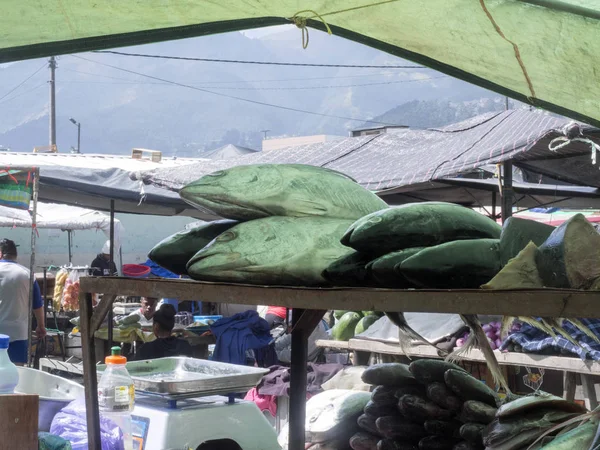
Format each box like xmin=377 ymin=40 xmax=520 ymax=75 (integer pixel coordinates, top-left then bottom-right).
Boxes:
xmin=136 ymin=337 xmax=193 ymax=360
xmin=90 ymin=254 xmax=117 ymax=277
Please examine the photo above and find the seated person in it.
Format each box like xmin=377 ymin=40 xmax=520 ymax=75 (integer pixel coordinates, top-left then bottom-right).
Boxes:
xmin=124 ymin=297 xmax=158 ymax=327
xmin=265 ymin=306 xmax=287 ymax=329
xmin=136 ymin=304 xmax=193 ymax=360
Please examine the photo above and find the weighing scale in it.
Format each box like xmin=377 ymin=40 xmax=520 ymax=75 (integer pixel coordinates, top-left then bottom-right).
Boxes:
xmin=98 ymin=357 xmax=281 ymax=450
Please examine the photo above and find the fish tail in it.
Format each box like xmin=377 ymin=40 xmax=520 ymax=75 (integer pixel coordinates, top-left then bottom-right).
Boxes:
xmin=386 ymin=312 xmax=445 ymax=358
xmin=543 ymin=318 xmax=584 ymax=349
xmin=563 ymin=318 xmax=600 ymax=344
xmin=517 ymin=316 xmax=557 ymax=337
xmin=460 ymin=314 xmax=512 ymax=397
xmin=501 ymin=316 xmax=516 ymax=339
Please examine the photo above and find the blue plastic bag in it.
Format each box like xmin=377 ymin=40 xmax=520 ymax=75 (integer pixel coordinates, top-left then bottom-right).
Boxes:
xmin=50 ymin=398 xmax=124 ymax=450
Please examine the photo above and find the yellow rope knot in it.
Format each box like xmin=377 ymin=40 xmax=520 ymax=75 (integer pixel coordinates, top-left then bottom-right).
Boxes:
xmin=289 ymin=9 xmax=332 ymax=49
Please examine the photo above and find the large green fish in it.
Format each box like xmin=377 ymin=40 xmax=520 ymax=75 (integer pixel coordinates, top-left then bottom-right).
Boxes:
xmin=179 ymin=164 xmax=387 ymax=221
xmin=148 ymin=219 xmax=238 ymax=275
xmin=322 ymin=251 xmax=375 ymax=287
xmin=342 ymin=202 xmax=502 ymax=256
xmin=366 ymin=248 xmax=424 ymax=288
xmin=187 ymin=217 xmax=354 ymax=286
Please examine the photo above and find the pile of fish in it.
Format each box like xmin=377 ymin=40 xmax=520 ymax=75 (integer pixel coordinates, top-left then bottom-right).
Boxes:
xmin=345 ymin=361 xmax=502 ymax=450
xmin=481 ymin=393 xmax=589 ymax=449
xmin=149 ymin=164 xmax=387 ymax=286
xmin=149 ymin=163 xmax=600 ymax=293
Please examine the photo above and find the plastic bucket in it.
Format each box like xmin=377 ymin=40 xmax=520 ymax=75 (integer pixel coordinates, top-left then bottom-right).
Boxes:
xmin=123 ymin=264 xmax=151 ymax=278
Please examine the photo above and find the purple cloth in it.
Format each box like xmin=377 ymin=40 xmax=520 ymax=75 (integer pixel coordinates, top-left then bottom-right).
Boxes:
xmin=257 ymin=363 xmax=343 ymax=397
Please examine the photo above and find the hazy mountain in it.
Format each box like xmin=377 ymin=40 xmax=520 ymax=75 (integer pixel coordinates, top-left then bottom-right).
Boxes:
xmin=368 ymin=98 xmax=525 ymax=129
xmin=0 ymin=27 xmax=503 ymax=156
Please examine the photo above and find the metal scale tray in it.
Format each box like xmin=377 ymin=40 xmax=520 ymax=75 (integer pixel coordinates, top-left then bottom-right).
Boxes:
xmin=97 ymin=357 xmax=269 ymax=397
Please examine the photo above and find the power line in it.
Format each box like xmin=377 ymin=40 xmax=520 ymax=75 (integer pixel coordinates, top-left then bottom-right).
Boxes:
xmin=91 ymin=50 xmax=425 ymax=69
xmin=0 ymin=63 xmax=46 ymax=102
xmin=62 ymin=67 xmax=405 ymax=84
xmin=0 ymin=82 xmax=47 ymax=105
xmin=70 ymin=54 xmax=403 ymax=126
xmin=58 ymin=76 xmax=447 ymax=90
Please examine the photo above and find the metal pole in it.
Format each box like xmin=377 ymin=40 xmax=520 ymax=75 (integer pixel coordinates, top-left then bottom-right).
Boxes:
xmin=67 ymin=230 xmax=73 ymax=264
xmin=27 ymin=169 xmax=40 ymax=366
xmin=492 ymin=191 xmax=497 ymax=221
xmin=77 ymin=123 xmax=81 ymax=153
xmin=49 ymin=57 xmax=56 ymax=148
xmin=107 ymin=200 xmax=115 ymax=349
xmin=501 ymin=162 xmax=514 ymax=222
xmin=505 ymin=96 xmax=509 ymax=111
xmin=288 ymin=308 xmax=308 ymax=450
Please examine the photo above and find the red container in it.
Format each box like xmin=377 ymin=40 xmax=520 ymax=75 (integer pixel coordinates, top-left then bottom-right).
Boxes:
xmin=123 ymin=264 xmax=151 ymax=278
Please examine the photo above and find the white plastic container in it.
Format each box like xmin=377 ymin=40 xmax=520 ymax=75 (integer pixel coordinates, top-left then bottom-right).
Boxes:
xmin=0 ymin=334 xmax=18 ymax=394
xmin=98 ymin=346 xmax=134 ymax=450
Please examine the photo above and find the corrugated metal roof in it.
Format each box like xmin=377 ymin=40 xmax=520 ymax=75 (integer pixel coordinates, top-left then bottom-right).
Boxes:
xmin=138 ymin=110 xmax=600 ymax=192
xmin=0 ymin=152 xmax=203 ymax=171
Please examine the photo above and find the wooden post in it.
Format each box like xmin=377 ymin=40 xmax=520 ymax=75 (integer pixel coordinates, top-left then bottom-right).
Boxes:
xmin=80 ymin=291 xmax=101 ymax=450
xmin=563 ymin=371 xmax=576 ymax=402
xmin=27 ymin=168 xmax=39 ymax=367
xmin=288 ymin=308 xmax=308 ymax=450
xmin=288 ymin=309 xmax=325 ymax=450
xmin=581 ymin=374 xmax=598 ymax=410
xmin=0 ymin=394 xmax=39 ymax=450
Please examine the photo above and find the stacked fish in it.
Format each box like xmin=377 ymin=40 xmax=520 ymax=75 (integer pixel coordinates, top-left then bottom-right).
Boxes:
xmin=149 ymin=163 xmax=600 ymax=293
xmin=149 ymin=164 xmax=388 ymax=286
xmin=352 ymin=361 xmax=504 ymax=450
xmin=335 ymin=202 xmax=503 ymax=289
xmin=481 ymin=393 xmax=588 ymax=449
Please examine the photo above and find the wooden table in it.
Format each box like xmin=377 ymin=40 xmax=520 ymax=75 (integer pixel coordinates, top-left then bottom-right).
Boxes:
xmin=77 ymin=277 xmax=600 ymax=450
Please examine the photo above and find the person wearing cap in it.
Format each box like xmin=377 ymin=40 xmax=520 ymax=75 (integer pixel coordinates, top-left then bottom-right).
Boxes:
xmin=136 ymin=304 xmax=193 ymax=360
xmin=91 ymin=240 xmax=118 ymax=277
xmin=0 ymin=239 xmax=47 ymax=365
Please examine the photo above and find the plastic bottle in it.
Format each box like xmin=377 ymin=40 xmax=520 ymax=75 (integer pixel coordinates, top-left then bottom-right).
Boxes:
xmin=98 ymin=346 xmax=135 ymax=450
xmin=0 ymin=334 xmax=19 ymax=394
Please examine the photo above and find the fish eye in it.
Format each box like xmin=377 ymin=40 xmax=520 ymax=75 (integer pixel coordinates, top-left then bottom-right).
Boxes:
xmin=369 ymin=216 xmax=383 ymax=224
xmin=207 ymin=170 xmax=225 ymax=178
xmin=217 ymin=231 xmax=236 ymax=242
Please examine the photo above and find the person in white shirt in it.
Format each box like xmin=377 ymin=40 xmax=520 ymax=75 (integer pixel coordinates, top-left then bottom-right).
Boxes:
xmin=0 ymin=239 xmax=46 ymax=364
xmin=125 ymin=297 xmax=158 ymax=327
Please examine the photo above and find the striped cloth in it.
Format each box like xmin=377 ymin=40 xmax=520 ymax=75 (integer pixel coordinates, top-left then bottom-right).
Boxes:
xmin=0 ymin=182 xmax=32 ymax=210
xmin=501 ymin=318 xmax=600 ymax=361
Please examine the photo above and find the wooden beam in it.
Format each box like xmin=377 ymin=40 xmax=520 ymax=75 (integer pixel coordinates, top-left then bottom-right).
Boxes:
xmin=90 ymin=294 xmax=116 ymax=334
xmin=79 ymin=277 xmax=600 ymax=318
xmin=293 ymin=309 xmax=326 ymax=334
xmin=318 ymin=339 xmax=600 ymax=376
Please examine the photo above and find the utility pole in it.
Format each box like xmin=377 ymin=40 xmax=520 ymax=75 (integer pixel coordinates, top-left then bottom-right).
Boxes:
xmin=49 ymin=56 xmax=57 ymax=149
xmin=505 ymin=96 xmax=509 ymax=111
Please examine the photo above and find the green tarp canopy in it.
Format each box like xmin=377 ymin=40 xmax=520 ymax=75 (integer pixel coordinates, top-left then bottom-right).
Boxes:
xmin=3 ymin=1 xmax=599 ymax=127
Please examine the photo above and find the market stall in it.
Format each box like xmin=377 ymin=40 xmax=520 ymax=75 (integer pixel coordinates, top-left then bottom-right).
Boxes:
xmin=5 ymin=3 xmax=600 ymax=449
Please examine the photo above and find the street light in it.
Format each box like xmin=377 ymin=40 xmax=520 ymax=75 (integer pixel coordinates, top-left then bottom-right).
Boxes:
xmin=69 ymin=117 xmax=81 ymax=153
